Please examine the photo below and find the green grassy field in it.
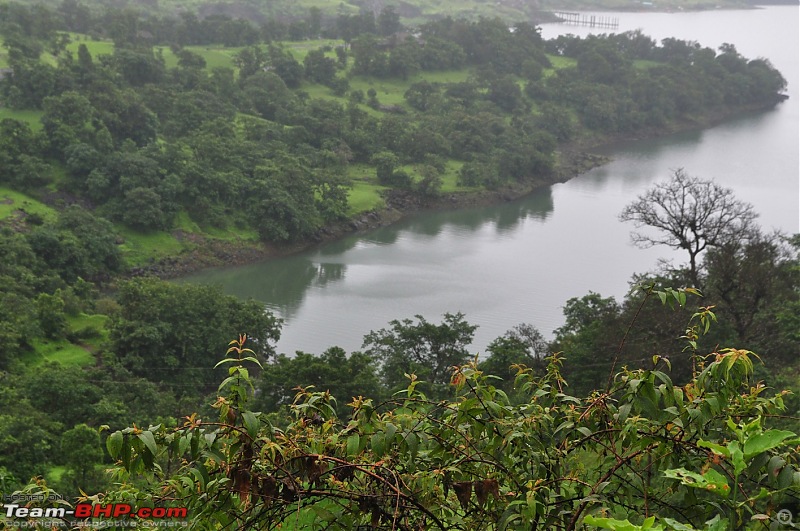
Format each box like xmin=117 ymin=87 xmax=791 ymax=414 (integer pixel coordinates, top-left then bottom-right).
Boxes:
xmin=157 ymin=45 xmax=243 ymax=70
xmin=117 ymin=227 xmax=193 ymax=266
xmin=67 ymin=313 xmax=109 ymax=351
xmin=176 ymin=209 xmax=260 ymax=241
xmin=285 ymin=39 xmax=341 ymax=62
xmin=18 ymin=313 xmax=108 ymax=368
xmin=346 ymin=164 xmax=386 ymax=214
xmin=0 ymin=186 xmax=57 ymax=222
xmin=64 ymin=34 xmax=115 ymax=58
xmin=24 ymin=338 xmax=95 ymax=367
xmin=0 ymin=108 xmax=45 ymax=130
xmin=546 ymin=54 xmax=577 ymax=71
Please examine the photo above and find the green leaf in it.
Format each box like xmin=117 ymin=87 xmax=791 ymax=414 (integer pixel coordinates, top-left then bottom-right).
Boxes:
xmin=122 ymin=434 xmax=131 ymax=469
xmin=241 ymin=356 xmax=263 ymax=368
xmin=371 ymin=432 xmax=385 ymax=456
xmin=178 ymin=435 xmax=190 ymax=457
xmin=704 ymin=515 xmax=727 ymax=531
xmin=777 ymin=465 xmax=794 ymax=489
xmin=662 ymin=518 xmax=697 ymax=530
xmin=664 ymin=467 xmax=729 ymax=497
xmin=242 ymin=411 xmax=260 ymax=439
xmin=346 ymin=434 xmax=360 ymax=457
xmin=743 ymin=430 xmax=797 ymax=460
xmin=137 ymin=430 xmax=158 ymax=457
xmin=405 ymin=432 xmax=418 ymax=456
xmin=311 ymin=504 xmax=336 ymax=521
xmin=384 ymin=422 xmax=397 ymax=443
xmin=583 ymin=515 xmax=643 ymax=530
xmin=728 ymin=442 xmax=745 ymax=476
xmin=698 ymin=440 xmax=731 ymax=458
xmin=106 ymin=431 xmax=123 ymax=458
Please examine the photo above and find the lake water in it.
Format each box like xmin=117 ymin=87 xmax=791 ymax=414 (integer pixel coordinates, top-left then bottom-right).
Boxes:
xmin=186 ymin=6 xmax=799 ymax=355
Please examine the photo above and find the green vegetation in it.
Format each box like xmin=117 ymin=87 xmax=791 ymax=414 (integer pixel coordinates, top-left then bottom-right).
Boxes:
xmin=0 ymin=108 xmax=43 ymax=129
xmin=0 ymin=186 xmax=57 ymax=221
xmin=64 ymin=36 xmax=114 ymax=59
xmin=117 ymin=227 xmax=193 ymax=266
xmin=24 ymin=338 xmax=93 ymax=367
xmin=93 ymin=301 xmax=798 ymax=529
xmin=0 ymin=1 xmax=796 ymax=525
xmin=347 ymin=180 xmax=386 ymax=214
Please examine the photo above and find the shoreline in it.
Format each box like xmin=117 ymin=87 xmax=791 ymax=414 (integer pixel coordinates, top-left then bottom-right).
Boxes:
xmin=131 ymin=99 xmax=786 ymax=280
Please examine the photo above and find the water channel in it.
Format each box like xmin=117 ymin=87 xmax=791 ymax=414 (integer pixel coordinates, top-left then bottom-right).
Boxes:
xmin=186 ymin=6 xmax=799 ymax=355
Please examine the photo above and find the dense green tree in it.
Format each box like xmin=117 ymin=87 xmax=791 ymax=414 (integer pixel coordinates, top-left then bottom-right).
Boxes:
xmin=35 ymin=291 xmax=67 ymax=339
xmin=58 ymin=424 xmax=104 ymax=493
xmin=363 ymin=313 xmax=477 ymax=397
xmin=551 ymin=292 xmax=624 ymax=395
xmin=303 ymin=49 xmax=337 ymax=85
xmin=351 ymin=34 xmax=387 ymax=77
xmin=107 ymin=48 xmax=166 ymax=86
xmin=0 ymin=377 xmax=61 ymax=483
xmin=110 ymin=278 xmax=281 ymax=392
xmin=704 ymin=232 xmax=799 ymax=359
xmin=257 ymin=347 xmax=384 ymax=416
xmin=268 ymin=45 xmax=304 ymax=88
xmin=371 ymin=150 xmax=399 ymax=184
xmin=479 ymin=324 xmax=549 ymax=397
xmin=388 ymin=42 xmax=421 ymax=79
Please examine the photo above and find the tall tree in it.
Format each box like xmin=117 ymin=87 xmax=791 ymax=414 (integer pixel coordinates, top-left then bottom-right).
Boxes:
xmin=362 ymin=313 xmax=477 ymax=397
xmin=619 ymin=169 xmax=758 ymax=287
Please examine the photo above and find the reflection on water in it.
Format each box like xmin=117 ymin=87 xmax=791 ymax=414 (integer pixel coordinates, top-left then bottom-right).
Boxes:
xmin=185 ymin=7 xmax=798 ymax=355
xmin=185 ymin=187 xmax=556 ymax=326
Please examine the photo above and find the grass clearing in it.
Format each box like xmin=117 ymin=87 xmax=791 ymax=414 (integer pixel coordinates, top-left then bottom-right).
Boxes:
xmin=176 ymin=209 xmax=260 ymax=241
xmin=158 ymin=45 xmax=242 ymax=70
xmin=440 ymin=159 xmax=476 ymax=193
xmin=118 ymin=227 xmax=191 ymax=267
xmin=348 ymin=181 xmax=386 ymax=214
xmin=118 ymin=211 xmax=259 ymax=265
xmin=0 ymin=108 xmax=44 ymax=130
xmin=546 ymin=54 xmax=577 ymax=70
xmin=348 ymin=68 xmax=472 ymax=109
xmin=67 ymin=313 xmax=109 ymax=353
xmin=202 ymin=223 xmax=260 ymax=242
xmin=285 ymin=39 xmax=342 ymax=62
xmin=0 ymin=186 xmax=57 ymax=222
xmin=24 ymin=338 xmax=94 ymax=367
xmin=65 ymin=34 xmax=115 ymax=59
xmin=346 ymin=164 xmax=386 ymax=214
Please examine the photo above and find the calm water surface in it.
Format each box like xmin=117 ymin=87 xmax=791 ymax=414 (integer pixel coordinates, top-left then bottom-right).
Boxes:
xmin=187 ymin=6 xmax=799 ymax=355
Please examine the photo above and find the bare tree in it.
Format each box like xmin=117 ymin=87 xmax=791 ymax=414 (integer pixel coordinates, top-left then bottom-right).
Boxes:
xmin=619 ymin=169 xmax=758 ymax=287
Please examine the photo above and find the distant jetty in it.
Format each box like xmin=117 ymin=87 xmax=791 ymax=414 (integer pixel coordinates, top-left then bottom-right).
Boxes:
xmin=551 ymin=12 xmax=620 ymax=29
